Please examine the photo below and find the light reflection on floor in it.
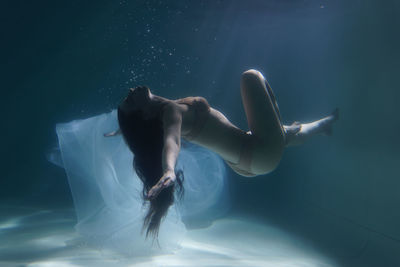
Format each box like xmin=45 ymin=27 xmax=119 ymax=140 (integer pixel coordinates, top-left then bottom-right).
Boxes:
xmin=0 ymin=206 xmax=336 ymax=267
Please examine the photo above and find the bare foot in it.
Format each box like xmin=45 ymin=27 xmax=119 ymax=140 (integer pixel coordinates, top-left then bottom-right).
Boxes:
xmin=321 ymin=108 xmax=339 ymax=136
xmin=284 ymin=108 xmax=339 ymax=146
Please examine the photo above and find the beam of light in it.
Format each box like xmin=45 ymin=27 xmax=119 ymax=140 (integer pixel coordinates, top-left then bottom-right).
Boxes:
xmin=1 ymin=207 xmax=336 ymax=267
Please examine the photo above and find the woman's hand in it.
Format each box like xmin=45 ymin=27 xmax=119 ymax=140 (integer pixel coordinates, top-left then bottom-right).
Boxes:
xmin=103 ymin=129 xmax=121 ymax=137
xmin=147 ymin=170 xmax=176 ymax=200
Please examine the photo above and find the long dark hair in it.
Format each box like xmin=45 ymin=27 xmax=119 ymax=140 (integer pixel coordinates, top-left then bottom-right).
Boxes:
xmin=117 ymin=101 xmax=184 ymax=239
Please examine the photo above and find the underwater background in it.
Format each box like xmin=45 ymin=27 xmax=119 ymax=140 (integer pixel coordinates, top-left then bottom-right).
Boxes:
xmin=2 ymin=0 xmax=400 ymax=266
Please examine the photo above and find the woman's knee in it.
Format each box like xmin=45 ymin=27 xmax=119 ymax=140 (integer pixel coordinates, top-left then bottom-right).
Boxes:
xmin=241 ymin=69 xmax=265 ymax=87
xmin=241 ymin=69 xmax=268 ymax=98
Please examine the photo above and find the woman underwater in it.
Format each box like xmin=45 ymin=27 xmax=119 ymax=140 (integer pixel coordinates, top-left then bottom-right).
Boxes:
xmin=106 ymin=69 xmax=339 ymax=238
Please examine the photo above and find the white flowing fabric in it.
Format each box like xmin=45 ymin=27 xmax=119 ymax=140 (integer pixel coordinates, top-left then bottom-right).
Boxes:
xmin=52 ymin=110 xmax=229 ymax=255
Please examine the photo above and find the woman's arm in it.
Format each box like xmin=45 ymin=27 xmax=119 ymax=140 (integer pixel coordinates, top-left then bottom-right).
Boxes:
xmin=147 ymin=104 xmax=182 ymax=199
xmin=161 ymin=104 xmax=182 ymax=174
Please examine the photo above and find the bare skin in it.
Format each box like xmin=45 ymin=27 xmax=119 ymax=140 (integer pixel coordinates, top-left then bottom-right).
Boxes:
xmin=108 ymin=70 xmax=339 ymax=199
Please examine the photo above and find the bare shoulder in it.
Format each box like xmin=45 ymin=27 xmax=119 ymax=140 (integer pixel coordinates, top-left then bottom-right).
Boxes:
xmin=163 ymin=100 xmax=187 ymax=114
xmin=161 ymin=101 xmax=184 ymax=124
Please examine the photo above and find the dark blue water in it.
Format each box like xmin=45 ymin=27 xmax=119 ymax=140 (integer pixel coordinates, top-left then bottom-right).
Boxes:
xmin=2 ymin=1 xmax=400 ymax=266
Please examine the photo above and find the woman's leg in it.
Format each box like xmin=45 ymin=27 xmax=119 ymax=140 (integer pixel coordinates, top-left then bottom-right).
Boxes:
xmin=284 ymin=108 xmax=339 ymax=146
xmin=235 ymin=69 xmax=338 ymax=175
xmin=240 ymin=69 xmax=286 ymax=174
